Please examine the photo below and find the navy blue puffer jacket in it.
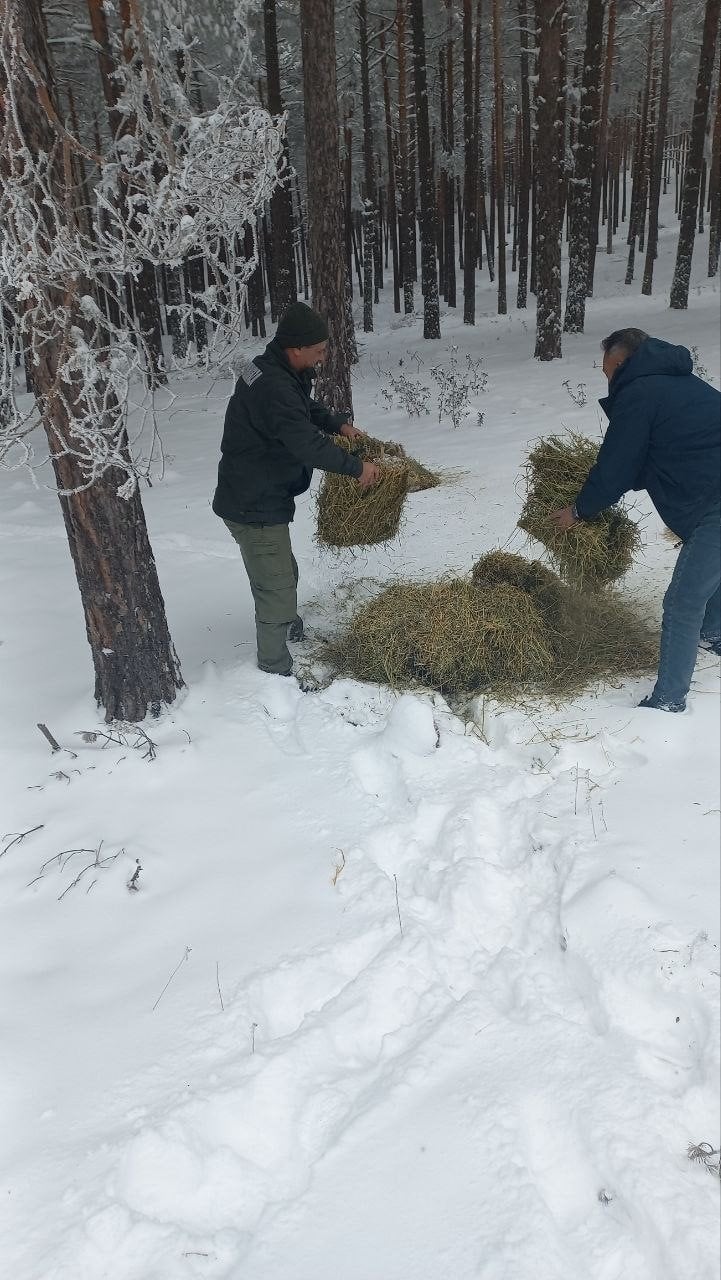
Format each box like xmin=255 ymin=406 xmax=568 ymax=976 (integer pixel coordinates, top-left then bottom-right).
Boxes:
xmin=575 ymin=338 xmax=721 ymax=539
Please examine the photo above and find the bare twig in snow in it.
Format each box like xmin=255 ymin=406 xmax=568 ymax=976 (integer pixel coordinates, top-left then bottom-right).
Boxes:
xmin=251 ymin=1022 xmax=258 ymax=1053
xmin=215 ymin=961 xmax=225 ymax=1012
xmin=127 ymin=860 xmax=142 ymax=891
xmin=394 ymin=874 xmax=403 ymax=937
xmin=331 ymin=849 xmax=346 ymax=886
xmin=1 ymin=825 xmax=44 ymax=859
xmin=152 ymin=946 xmax=192 ymax=1011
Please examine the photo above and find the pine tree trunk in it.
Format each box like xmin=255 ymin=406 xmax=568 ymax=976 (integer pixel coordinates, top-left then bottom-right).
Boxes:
xmin=380 ymin=24 xmax=401 ymax=313
xmin=534 ymin=0 xmax=564 ymax=360
xmin=359 ymin=0 xmax=376 ymax=332
xmin=642 ymin=0 xmax=673 ymax=294
xmin=6 ymin=0 xmax=183 ymax=721
xmin=410 ymin=0 xmax=441 ymax=338
xmin=563 ymin=0 xmax=605 ymax=333
xmin=445 ymin=0 xmax=457 ymax=308
xmin=264 ymin=0 xmax=297 ymax=318
xmin=462 ymin=0 xmax=477 ymax=322
xmin=625 ymin=29 xmax=655 ymax=284
xmin=708 ymin=78 xmax=721 ymax=275
xmin=396 ymin=0 xmax=416 ymax=313
xmin=299 ymin=0 xmax=356 ymax=410
xmin=670 ymin=0 xmax=720 ymax=307
xmin=492 ymin=0 xmax=507 ymax=313
xmin=517 ymin=0 xmax=533 ymax=307
xmin=587 ymin=0 xmax=616 ymax=295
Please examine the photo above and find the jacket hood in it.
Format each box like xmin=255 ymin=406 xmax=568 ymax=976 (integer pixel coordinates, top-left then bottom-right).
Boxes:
xmin=600 ymin=338 xmax=694 ymax=414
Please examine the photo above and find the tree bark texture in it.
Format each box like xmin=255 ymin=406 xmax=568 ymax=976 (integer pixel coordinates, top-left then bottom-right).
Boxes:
xmin=563 ymin=0 xmax=605 ymax=333
xmin=410 ymin=0 xmax=441 ymax=338
xmin=534 ymin=0 xmax=564 ymax=359
xmin=641 ymin=0 xmax=673 ymax=295
xmin=299 ymin=0 xmax=355 ymax=409
xmin=5 ymin=0 xmax=183 ymax=721
xmin=264 ymin=0 xmax=297 ymax=319
xmin=670 ymin=0 xmax=720 ymax=307
xmin=462 ymin=0 xmax=477 ymax=322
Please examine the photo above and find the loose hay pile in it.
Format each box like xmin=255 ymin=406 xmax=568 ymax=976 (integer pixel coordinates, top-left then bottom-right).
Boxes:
xmin=471 ymin=549 xmax=566 ymax=626
xmin=518 ymin=432 xmax=641 ymax=592
xmin=324 ymin=551 xmax=657 ymax=699
xmin=325 ymin=578 xmax=555 ymax=696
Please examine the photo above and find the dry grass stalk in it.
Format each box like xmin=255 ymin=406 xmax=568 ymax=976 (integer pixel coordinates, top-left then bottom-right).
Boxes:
xmin=518 ymin=432 xmax=641 ymax=592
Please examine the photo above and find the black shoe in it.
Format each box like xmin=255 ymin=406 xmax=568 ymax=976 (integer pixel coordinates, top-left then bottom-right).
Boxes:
xmin=700 ymin=637 xmax=721 ymax=656
xmin=638 ymin=694 xmax=686 ymax=713
xmin=287 ymin=615 xmax=305 ymax=643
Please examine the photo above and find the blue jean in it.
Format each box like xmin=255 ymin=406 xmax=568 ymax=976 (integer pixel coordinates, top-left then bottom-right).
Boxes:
xmin=652 ymin=505 xmax=721 ymax=707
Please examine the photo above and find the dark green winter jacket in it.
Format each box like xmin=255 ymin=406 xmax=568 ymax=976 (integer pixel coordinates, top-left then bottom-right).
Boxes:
xmin=212 ymin=339 xmax=363 ymax=525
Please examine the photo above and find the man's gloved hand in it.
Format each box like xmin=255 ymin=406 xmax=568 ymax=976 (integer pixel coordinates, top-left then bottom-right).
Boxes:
xmin=339 ymin=422 xmax=366 ymax=441
xmin=550 ymin=505 xmax=579 ymax=531
xmin=357 ymin=461 xmax=381 ymax=489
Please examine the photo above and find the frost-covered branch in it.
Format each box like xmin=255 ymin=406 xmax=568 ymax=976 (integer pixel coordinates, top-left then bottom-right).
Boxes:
xmin=0 ymin=4 xmax=284 ymax=493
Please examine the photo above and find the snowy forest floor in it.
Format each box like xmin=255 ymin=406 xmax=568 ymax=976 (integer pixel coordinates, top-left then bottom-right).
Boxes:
xmin=1 ymin=213 xmax=720 ymax=1280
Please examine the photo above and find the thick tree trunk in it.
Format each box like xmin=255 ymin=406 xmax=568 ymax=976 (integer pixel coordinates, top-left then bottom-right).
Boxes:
xmin=534 ymin=0 xmax=564 ymax=360
xmin=410 ymin=0 xmax=441 ymax=338
xmin=670 ymin=0 xmax=720 ymax=307
xmin=264 ymin=0 xmax=297 ymax=319
xmin=299 ymin=0 xmax=355 ymax=410
xmin=642 ymin=0 xmax=673 ymax=295
xmin=7 ymin=0 xmax=183 ymax=721
xmin=563 ymin=0 xmax=605 ymax=333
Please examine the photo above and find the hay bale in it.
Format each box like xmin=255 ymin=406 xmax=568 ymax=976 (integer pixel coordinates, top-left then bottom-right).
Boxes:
xmin=316 ymin=461 xmax=409 ymax=548
xmin=325 ymin=578 xmax=555 ymax=695
xmin=334 ymin=432 xmax=441 ymax=494
xmin=518 ymin=432 xmax=640 ymax=592
xmin=471 ymin=550 xmax=566 ymax=626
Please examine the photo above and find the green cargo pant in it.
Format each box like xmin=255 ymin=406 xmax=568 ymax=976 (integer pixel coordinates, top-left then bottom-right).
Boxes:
xmin=223 ymin=520 xmax=299 ymax=675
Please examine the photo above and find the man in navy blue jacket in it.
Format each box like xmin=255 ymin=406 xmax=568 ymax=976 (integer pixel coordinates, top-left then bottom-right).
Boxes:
xmin=552 ymin=328 xmax=721 ymax=712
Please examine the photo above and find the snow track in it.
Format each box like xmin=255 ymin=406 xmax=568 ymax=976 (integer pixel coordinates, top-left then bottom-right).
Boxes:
xmin=25 ymin=682 xmax=718 ymax=1280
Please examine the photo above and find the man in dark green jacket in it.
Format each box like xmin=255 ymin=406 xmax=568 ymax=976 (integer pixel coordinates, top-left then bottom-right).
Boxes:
xmin=213 ymin=302 xmax=380 ymax=678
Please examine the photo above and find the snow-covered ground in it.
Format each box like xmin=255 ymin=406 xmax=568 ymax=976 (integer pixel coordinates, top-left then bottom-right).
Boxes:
xmin=1 ymin=215 xmax=719 ymax=1280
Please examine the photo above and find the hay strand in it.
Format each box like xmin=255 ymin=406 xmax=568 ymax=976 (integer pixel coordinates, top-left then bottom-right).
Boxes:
xmin=518 ymin=432 xmax=641 ymax=592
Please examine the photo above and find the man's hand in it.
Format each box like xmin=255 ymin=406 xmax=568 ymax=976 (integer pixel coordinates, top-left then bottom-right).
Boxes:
xmin=550 ymin=505 xmax=578 ymax=532
xmin=357 ymin=461 xmax=381 ymax=489
xmin=339 ymin=422 xmax=366 ymax=441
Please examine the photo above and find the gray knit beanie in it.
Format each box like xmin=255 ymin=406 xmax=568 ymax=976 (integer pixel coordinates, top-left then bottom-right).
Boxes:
xmin=275 ymin=302 xmax=329 ymax=348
